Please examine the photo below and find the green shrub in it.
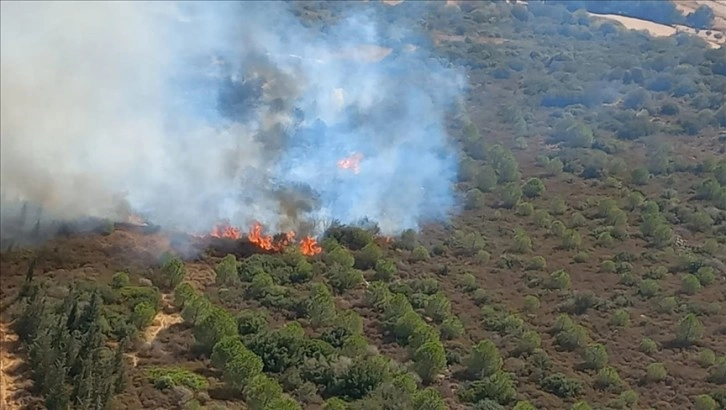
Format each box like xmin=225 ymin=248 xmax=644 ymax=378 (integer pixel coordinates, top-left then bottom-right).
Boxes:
xmin=550 ymin=198 xmax=567 ymax=215
xmin=475 ymin=250 xmax=491 ymax=264
xmin=323 ymin=398 xmax=348 ymax=410
xmin=512 ymin=401 xmax=536 ymax=410
xmin=131 ymin=301 xmax=157 ymax=330
xmin=307 ymin=282 xmax=337 ymax=328
xmin=237 ymin=310 xmax=268 ymax=336
xmin=546 ymin=158 xmax=564 ymax=176
xmin=573 ymin=252 xmax=589 ymax=263
xmin=644 ymin=266 xmax=667 ymax=280
xmin=146 ymin=366 xmax=209 ymax=391
xmin=458 ymin=372 xmax=517 ymax=405
xmin=707 ymin=357 xmax=726 ymax=384
xmin=570 ymin=402 xmax=593 ymax=410
xmin=466 ymin=340 xmax=503 ymax=378
xmin=710 ymin=388 xmax=726 ymax=409
xmin=111 ymin=272 xmax=130 ymax=289
xmin=522 ymin=178 xmax=545 ymax=198
xmin=638 ymin=279 xmax=660 ymax=298
xmin=527 ymin=256 xmax=547 ymax=271
xmin=594 ymin=366 xmax=624 ymax=393
xmin=512 ymin=229 xmax=532 ymax=253
xmin=540 ymin=373 xmax=583 ymax=398
xmin=639 ymin=338 xmax=659 ymax=354
xmin=327 ymin=265 xmax=364 ymax=294
xmin=459 ymin=273 xmax=478 ymax=292
xmin=355 ymin=243 xmax=383 ymax=270
xmin=560 ymin=230 xmax=582 ymax=250
xmin=645 ymin=363 xmax=667 ymax=383
xmin=654 ymin=296 xmax=677 ymax=314
xmin=160 ymin=254 xmax=186 ymax=289
xmin=373 ymin=259 xmax=397 ymax=282
xmin=440 ymin=316 xmax=465 ymax=340
xmin=425 ymin=292 xmax=452 ymax=323
xmin=243 ymin=374 xmax=284 ymax=409
xmin=619 ymin=390 xmax=639 ymax=408
xmin=631 ymin=168 xmax=650 ymax=185
xmin=215 ymin=254 xmax=239 ymax=286
xmin=698 ymin=349 xmax=717 ymax=368
xmin=552 ymin=314 xmax=575 ymax=333
xmin=413 ymin=388 xmax=447 ymax=410
xmin=516 ymin=202 xmax=535 ymax=216
xmin=681 ymin=274 xmax=702 ymax=295
xmin=695 ymin=267 xmax=716 ymax=286
xmin=523 ymin=295 xmax=540 ymax=313
xmin=548 ymin=270 xmax=571 ymax=290
xmin=600 ymin=260 xmax=616 ymax=273
xmin=624 ymin=191 xmax=645 ymax=210
xmin=582 ymin=343 xmax=608 ymax=370
xmin=596 ymin=232 xmax=614 ymax=247
xmin=610 ymin=309 xmax=630 ymax=327
xmin=675 ymin=313 xmax=705 ymax=346
xmin=569 ymin=212 xmax=588 ymax=228
xmin=514 ymin=330 xmax=541 ymax=356
xmin=694 ymin=394 xmax=718 ymax=410
xmin=193 ymin=306 xmax=238 ymax=352
xmin=533 ymin=210 xmax=552 ymax=228
xmin=555 ymin=324 xmax=589 ymax=351
xmin=412 ymin=340 xmax=447 ymax=383
xmin=471 ymin=289 xmax=491 ymax=306
xmin=550 ymin=220 xmax=567 ymax=237
xmin=410 ymin=246 xmax=430 ymax=263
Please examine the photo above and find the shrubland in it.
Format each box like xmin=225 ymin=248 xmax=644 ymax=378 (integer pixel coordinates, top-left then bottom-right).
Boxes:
xmin=1 ymin=1 xmax=725 ymax=409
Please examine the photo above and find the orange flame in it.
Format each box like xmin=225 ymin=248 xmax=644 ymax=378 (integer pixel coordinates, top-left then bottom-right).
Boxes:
xmin=210 ymin=223 xmax=243 ymax=240
xmin=337 ymin=152 xmax=364 ymax=174
xmin=205 ymin=221 xmax=321 ymax=256
xmin=300 ymin=236 xmax=322 ymax=256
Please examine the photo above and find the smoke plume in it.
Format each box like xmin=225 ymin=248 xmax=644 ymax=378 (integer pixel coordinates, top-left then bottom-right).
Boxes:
xmin=0 ymin=1 xmax=464 ymax=242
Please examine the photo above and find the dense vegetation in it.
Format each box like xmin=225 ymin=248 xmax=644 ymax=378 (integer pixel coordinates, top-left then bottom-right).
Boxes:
xmin=1 ymin=1 xmax=725 ymax=410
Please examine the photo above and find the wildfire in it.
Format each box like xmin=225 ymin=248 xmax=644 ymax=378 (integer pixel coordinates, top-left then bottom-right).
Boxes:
xmin=300 ymin=236 xmax=323 ymax=256
xmin=337 ymin=152 xmax=364 ymax=174
xmin=210 ymin=223 xmax=243 ymax=240
xmin=207 ymin=221 xmax=321 ymax=256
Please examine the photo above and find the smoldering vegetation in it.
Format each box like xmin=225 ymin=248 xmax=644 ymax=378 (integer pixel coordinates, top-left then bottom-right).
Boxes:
xmin=0 ymin=1 xmax=465 ymax=248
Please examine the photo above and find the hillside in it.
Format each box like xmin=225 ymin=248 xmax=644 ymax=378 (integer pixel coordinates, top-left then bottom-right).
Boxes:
xmin=2 ymin=1 xmax=726 ymax=410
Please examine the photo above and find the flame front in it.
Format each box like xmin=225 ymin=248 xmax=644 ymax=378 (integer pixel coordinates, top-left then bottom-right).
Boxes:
xmin=337 ymin=152 xmax=364 ymax=174
xmin=210 ymin=223 xmax=243 ymax=240
xmin=245 ymin=222 xmax=320 ymax=255
xmin=247 ymin=222 xmax=275 ymax=250
xmin=300 ymin=236 xmax=322 ymax=256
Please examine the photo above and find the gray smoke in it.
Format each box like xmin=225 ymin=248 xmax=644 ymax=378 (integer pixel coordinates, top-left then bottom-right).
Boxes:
xmin=0 ymin=1 xmax=465 ymax=243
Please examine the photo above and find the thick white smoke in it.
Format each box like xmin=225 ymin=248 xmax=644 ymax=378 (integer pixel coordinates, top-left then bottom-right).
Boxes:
xmin=0 ymin=1 xmax=464 ymax=242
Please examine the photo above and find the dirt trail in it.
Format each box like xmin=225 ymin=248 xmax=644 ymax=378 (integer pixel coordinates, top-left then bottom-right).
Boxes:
xmin=0 ymin=323 xmax=22 ymax=410
xmin=142 ymin=296 xmax=182 ymax=343
xmin=126 ymin=293 xmax=182 ymax=368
